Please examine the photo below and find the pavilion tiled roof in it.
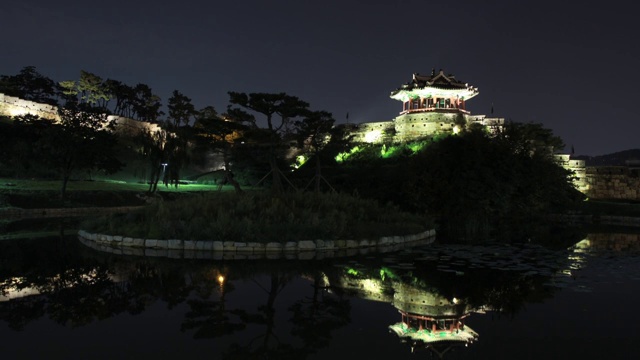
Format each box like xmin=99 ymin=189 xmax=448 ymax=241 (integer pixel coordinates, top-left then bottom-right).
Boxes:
xmin=395 ymin=69 xmax=469 ymax=92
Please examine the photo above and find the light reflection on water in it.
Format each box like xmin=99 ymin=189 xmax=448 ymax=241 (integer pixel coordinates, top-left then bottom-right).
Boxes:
xmin=0 ymin=231 xmax=638 ymax=359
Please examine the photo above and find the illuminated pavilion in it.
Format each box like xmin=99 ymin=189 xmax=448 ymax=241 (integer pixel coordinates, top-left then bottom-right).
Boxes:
xmin=350 ymin=68 xmax=503 ymax=144
xmin=390 ymin=69 xmax=478 ymax=115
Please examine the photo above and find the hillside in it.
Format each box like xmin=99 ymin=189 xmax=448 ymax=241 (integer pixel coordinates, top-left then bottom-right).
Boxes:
xmin=573 ymin=149 xmax=640 ymax=167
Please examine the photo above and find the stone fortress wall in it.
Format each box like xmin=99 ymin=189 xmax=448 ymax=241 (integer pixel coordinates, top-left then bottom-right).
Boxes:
xmin=348 ymin=121 xmax=395 ymax=143
xmin=584 ymin=166 xmax=640 ymax=201
xmin=393 ymin=113 xmax=504 ymax=142
xmin=0 ymin=93 xmax=58 ymax=120
xmin=0 ymin=92 xmax=163 ymax=136
xmin=393 ymin=112 xmax=463 ymax=141
xmin=348 ymin=111 xmax=505 ymax=144
xmin=553 ymin=157 xmax=640 ymax=202
xmin=555 ymin=154 xmax=588 ymax=193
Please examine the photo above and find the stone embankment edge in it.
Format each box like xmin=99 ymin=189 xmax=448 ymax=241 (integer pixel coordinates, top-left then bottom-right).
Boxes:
xmin=77 ymin=228 xmax=436 ymax=258
xmin=550 ymin=214 xmax=640 ymax=227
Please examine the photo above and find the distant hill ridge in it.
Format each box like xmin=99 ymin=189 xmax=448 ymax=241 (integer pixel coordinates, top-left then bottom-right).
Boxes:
xmin=573 ymin=149 xmax=640 ymax=167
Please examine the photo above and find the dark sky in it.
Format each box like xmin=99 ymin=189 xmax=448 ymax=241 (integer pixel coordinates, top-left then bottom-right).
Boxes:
xmin=2 ymin=0 xmax=638 ymax=155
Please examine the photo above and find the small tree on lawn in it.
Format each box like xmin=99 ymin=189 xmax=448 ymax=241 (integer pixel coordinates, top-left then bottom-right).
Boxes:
xmin=16 ymin=103 xmax=122 ymax=199
xmin=194 ymin=106 xmax=252 ymax=193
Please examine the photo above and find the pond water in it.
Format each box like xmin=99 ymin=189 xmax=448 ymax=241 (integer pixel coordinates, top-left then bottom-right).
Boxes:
xmin=1 ymin=230 xmax=639 ymax=359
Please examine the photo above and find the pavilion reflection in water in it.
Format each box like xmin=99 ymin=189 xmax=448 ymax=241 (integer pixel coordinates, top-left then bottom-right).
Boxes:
xmin=389 ymin=282 xmax=478 ymax=358
xmin=327 ymin=269 xmax=480 ymax=358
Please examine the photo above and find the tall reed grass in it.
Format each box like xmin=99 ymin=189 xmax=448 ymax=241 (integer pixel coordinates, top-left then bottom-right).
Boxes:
xmin=82 ymin=191 xmax=432 ymax=242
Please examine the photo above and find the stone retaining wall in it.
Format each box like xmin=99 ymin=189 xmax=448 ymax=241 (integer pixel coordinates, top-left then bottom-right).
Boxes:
xmin=77 ymin=229 xmax=436 ymax=260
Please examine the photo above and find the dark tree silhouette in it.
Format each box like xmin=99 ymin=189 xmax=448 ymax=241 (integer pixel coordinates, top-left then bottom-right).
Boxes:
xmin=194 ymin=105 xmax=251 ymax=193
xmin=0 ymin=66 xmax=57 ymax=105
xmin=228 ymin=92 xmax=309 ymax=193
xmin=104 ymin=79 xmax=136 ymax=117
xmin=168 ymin=90 xmax=196 ymax=127
xmin=132 ymin=83 xmax=164 ymax=122
xmin=288 ymin=272 xmax=351 ymax=353
xmin=404 ymin=124 xmax=582 ymax=241
xmin=294 ymin=110 xmax=335 ymax=193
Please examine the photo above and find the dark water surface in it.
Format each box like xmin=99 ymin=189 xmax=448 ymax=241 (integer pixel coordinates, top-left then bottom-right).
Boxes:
xmin=1 ymin=231 xmax=639 ymax=359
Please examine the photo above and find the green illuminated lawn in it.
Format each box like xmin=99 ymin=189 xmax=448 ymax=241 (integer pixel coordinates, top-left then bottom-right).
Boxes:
xmin=0 ymin=178 xmax=219 ymax=192
xmin=0 ymin=177 xmax=241 ymax=209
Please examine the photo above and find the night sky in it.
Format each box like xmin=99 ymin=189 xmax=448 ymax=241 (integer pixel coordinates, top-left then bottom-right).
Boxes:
xmin=2 ymin=0 xmax=638 ymax=156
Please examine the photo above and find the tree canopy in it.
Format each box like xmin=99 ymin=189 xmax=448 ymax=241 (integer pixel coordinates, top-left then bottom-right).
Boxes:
xmin=168 ymin=90 xmax=196 ymax=127
xmin=294 ymin=110 xmax=335 ymax=192
xmin=402 ymin=123 xmax=583 ymax=240
xmin=0 ymin=66 xmax=57 ymax=105
xmin=228 ymin=92 xmax=310 ymax=193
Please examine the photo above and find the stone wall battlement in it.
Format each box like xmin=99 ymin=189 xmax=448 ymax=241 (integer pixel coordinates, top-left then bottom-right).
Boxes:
xmin=0 ymin=93 xmax=58 ymax=120
xmin=0 ymin=92 xmax=162 ymax=135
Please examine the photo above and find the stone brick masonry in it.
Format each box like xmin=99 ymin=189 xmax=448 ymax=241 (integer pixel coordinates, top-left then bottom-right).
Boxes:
xmin=585 ymin=167 xmax=640 ymax=201
xmin=77 ymin=229 xmax=437 ymax=260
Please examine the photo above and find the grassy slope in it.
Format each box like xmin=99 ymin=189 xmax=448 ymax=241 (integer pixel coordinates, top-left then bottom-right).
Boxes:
xmin=0 ymin=178 xmax=232 ymax=208
xmin=0 ymin=178 xmax=245 ymax=239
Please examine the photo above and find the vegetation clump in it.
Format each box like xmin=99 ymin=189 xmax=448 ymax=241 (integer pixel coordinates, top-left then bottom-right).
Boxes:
xmin=82 ymin=191 xmax=432 ymax=243
xmin=315 ymin=124 xmax=586 ymax=242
